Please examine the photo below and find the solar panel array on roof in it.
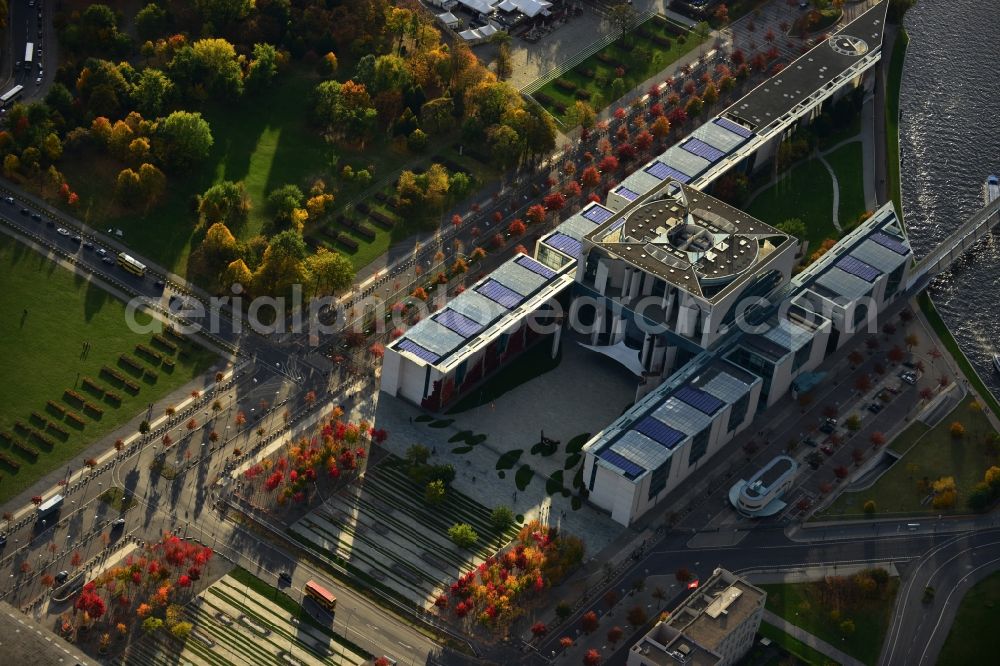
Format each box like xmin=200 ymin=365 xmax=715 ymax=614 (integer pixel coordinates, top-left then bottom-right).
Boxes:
xmin=715 ymin=116 xmax=753 ymax=138
xmin=396 ymin=339 xmax=440 ymax=364
xmin=852 ymin=239 xmax=908 ymax=274
xmin=544 ymin=232 xmax=583 ymax=257
xmin=476 ymin=279 xmax=523 ymax=308
xmin=515 ymin=254 xmax=556 ymax=278
xmin=582 ymin=205 xmax=615 ymax=224
xmin=836 ymin=255 xmax=881 ymax=283
xmin=693 ymin=120 xmax=748 ymax=153
xmin=870 ymin=231 xmax=909 ymax=255
xmin=663 ymin=146 xmax=711 ymax=178
xmin=674 ymin=385 xmax=724 ymax=415
xmin=816 ymin=267 xmax=872 ymax=300
xmin=433 ymin=308 xmax=483 ymax=338
xmin=599 ymin=449 xmax=645 ymax=480
xmin=613 ymin=430 xmax=671 ymax=472
xmin=633 ymin=415 xmax=685 ymax=449
xmin=682 ymin=138 xmax=726 ymax=163
xmin=615 ymin=185 xmax=640 ymax=201
xmin=645 ymin=161 xmax=692 ymax=183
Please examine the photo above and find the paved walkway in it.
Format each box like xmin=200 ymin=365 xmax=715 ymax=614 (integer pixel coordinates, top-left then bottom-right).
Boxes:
xmin=762 ymin=609 xmax=864 ymax=666
xmin=818 ymin=153 xmax=844 ymax=233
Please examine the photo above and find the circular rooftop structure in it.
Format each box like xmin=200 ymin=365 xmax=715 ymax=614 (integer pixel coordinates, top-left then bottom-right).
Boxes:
xmin=621 ymin=200 xmax=761 ymax=286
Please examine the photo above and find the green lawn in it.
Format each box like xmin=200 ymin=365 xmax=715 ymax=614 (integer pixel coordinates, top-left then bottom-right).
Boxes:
xmin=817 ymin=399 xmax=999 ymax=519
xmin=535 ymin=16 xmax=710 ymax=124
xmin=59 ymin=67 xmax=480 ymax=277
xmin=0 ymin=236 xmax=217 ymax=504
xmin=936 ymin=570 xmax=1000 ymax=665
xmin=761 ymin=576 xmax=898 ymax=666
xmin=824 ymin=142 xmax=867 ymax=229
xmin=756 ymin=622 xmax=838 ymax=666
xmin=746 ymin=159 xmax=837 ymax=248
xmin=885 ymin=30 xmax=908 ymax=215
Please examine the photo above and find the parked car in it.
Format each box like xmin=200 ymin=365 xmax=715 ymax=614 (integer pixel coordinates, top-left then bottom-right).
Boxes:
xmin=899 ymin=371 xmax=918 ymax=385
xmin=111 ymin=518 xmax=126 ymax=528
xmin=3 ymin=196 xmax=13 ymax=205
xmin=278 ymin=571 xmax=292 ymax=584
xmin=55 ymin=571 xmax=69 ymax=583
xmin=802 ymin=437 xmax=818 ymax=448
xmin=820 ymin=444 xmax=835 ymax=456
xmin=867 ymin=402 xmax=883 ymax=414
xmin=820 ymin=418 xmax=837 ymax=434
xmin=71 ymin=235 xmax=82 ymax=244
xmin=95 ymin=247 xmax=108 ymax=257
xmin=56 ymin=227 xmax=70 ymax=236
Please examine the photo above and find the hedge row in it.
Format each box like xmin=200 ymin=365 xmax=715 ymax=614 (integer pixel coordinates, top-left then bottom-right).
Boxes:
xmin=30 ymin=429 xmax=54 ymax=448
xmin=151 ymin=333 xmax=178 ymax=354
xmin=119 ymin=354 xmax=145 ymax=373
xmin=66 ymin=411 xmax=87 ymax=428
xmin=337 ymin=234 xmax=359 ymax=251
xmin=163 ymin=326 xmax=183 ymax=341
xmin=136 ymin=343 xmax=163 ymax=365
xmin=163 ymin=358 xmax=175 ymax=371
xmin=554 ymin=78 xmax=578 ymax=93
xmin=356 ymin=224 xmax=377 ymax=242
xmin=47 ymin=399 xmax=67 ymax=416
xmin=0 ymin=431 xmax=12 ymax=445
xmin=81 ymin=376 xmax=122 ymax=404
xmin=64 ymin=388 xmax=86 ymax=408
xmin=46 ymin=420 xmax=69 ymax=439
xmin=575 ymin=89 xmax=592 ymax=101
xmin=0 ymin=452 xmax=21 ymax=470
xmin=13 ymin=420 xmax=30 ymax=437
xmin=368 ymin=210 xmax=396 ymax=229
xmin=102 ymin=366 xmax=142 ymax=393
xmin=143 ymin=368 xmax=159 ymax=382
xmin=15 ymin=440 xmax=39 ymax=460
xmin=651 ymin=34 xmax=673 ymax=49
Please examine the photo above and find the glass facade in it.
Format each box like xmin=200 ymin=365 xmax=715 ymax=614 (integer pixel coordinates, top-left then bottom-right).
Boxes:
xmin=688 ymin=427 xmax=710 ymax=467
xmin=648 ymin=458 xmax=671 ymax=499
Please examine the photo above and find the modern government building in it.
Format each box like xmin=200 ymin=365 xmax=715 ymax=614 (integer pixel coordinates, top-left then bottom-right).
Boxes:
xmin=380 ymin=2 xmax=912 ymax=526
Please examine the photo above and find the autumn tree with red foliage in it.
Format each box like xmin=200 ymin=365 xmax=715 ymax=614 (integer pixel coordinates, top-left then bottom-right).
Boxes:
xmin=581 ymin=610 xmax=599 ymax=633
xmin=526 ymin=204 xmax=547 ymax=225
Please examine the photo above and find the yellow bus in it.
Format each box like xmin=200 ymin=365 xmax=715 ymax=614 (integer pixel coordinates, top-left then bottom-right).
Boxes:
xmin=304 ymin=580 xmax=337 ymax=612
xmin=117 ymin=252 xmax=146 ymax=277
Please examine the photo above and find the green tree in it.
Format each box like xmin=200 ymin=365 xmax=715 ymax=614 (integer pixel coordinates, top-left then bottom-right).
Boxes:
xmin=448 ymin=523 xmax=479 ymax=548
xmin=195 ymin=0 xmax=251 ymax=28
xmin=491 ymin=31 xmax=513 ymax=80
xmin=846 ymin=414 xmax=861 ymax=432
xmin=154 ymin=111 xmax=214 ymax=170
xmin=305 ymin=247 xmax=354 ymax=296
xmin=170 ymin=621 xmax=193 ymax=639
xmin=372 ymin=55 xmax=412 ymax=94
xmin=115 ymin=168 xmax=142 ymax=205
xmin=777 ymin=218 xmax=807 ymax=238
xmin=425 ymin=480 xmax=447 ymax=506
xmin=253 ymin=229 xmax=308 ymax=297
xmin=566 ymin=100 xmax=596 ymax=130
xmin=609 ymin=2 xmax=637 ymax=38
xmin=420 ymin=97 xmax=454 ymax=135
xmin=137 ymin=163 xmax=167 ymax=205
xmin=199 ymin=180 xmax=250 ymax=227
xmin=839 ymin=618 xmax=855 ymax=636
xmin=610 ymin=78 xmax=629 ymax=104
xmin=135 ymin=3 xmax=170 ymax=41
xmin=405 ymin=444 xmax=430 ymax=467
xmin=246 ymin=43 xmax=279 ymax=92
xmin=191 ymin=38 xmax=244 ymax=99
xmin=267 ymin=184 xmax=305 ymax=226
xmin=132 ymin=68 xmax=174 ymax=117
xmin=407 ymin=128 xmax=428 ymax=153
xmin=489 ymin=505 xmax=515 ymax=531
xmin=142 ymin=617 xmax=164 ymax=633
xmin=312 ymin=80 xmax=377 ymax=146
xmin=488 ymin=124 xmax=521 ymax=170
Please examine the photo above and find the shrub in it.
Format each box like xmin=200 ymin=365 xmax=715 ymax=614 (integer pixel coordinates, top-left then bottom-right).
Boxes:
xmin=82 ymin=376 xmax=105 ymax=396
xmin=534 ymin=92 xmax=555 ymax=107
xmin=356 ymin=224 xmax=377 ymax=241
xmin=162 ymin=358 xmax=175 ymax=371
xmin=46 ymin=400 xmax=67 ymax=416
xmin=863 ymin=500 xmax=876 ymax=514
xmin=84 ymin=402 xmax=104 ymax=418
xmin=46 ymin=422 xmax=69 ymax=439
xmin=0 ymin=452 xmax=22 ymax=470
xmin=369 ymin=210 xmax=396 ymax=228
xmin=337 ymin=234 xmax=359 ymax=251
xmin=143 ymin=369 xmax=159 ymax=382
xmin=448 ymin=523 xmax=479 ymax=548
xmin=575 ymin=89 xmax=592 ymax=100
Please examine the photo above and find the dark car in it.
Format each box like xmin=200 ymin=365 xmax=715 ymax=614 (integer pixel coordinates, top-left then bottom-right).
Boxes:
xmin=278 ymin=571 xmax=292 ymax=584
xmin=820 ymin=444 xmax=835 ymax=456
xmin=0 ymin=533 xmax=7 ymax=547
xmin=83 ymin=241 xmax=94 ymax=250
xmin=154 ymin=280 xmax=165 ymax=290
xmin=111 ymin=518 xmax=126 ymax=528
xmin=55 ymin=570 xmax=70 ymax=583
xmin=30 ymin=213 xmax=41 ymax=222
xmin=820 ymin=421 xmax=836 ymax=434
xmin=101 ymin=255 xmax=116 ymax=265
xmin=802 ymin=437 xmax=818 ymax=448
xmin=19 ymin=208 xmax=29 ymax=216
xmin=3 ymin=196 xmax=13 ymax=205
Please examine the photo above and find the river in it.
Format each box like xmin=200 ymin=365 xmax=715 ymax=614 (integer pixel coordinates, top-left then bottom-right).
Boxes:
xmin=898 ymin=0 xmax=1000 ymax=396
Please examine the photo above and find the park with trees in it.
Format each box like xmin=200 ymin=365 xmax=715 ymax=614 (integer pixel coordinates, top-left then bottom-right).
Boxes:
xmin=0 ymin=0 xmax=556 ymax=301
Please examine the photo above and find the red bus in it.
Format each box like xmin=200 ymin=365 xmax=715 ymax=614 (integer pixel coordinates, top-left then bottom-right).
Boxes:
xmin=304 ymin=580 xmax=337 ymax=612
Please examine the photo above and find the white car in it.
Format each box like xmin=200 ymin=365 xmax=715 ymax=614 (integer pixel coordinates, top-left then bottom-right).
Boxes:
xmin=36 ymin=76 xmax=42 ymax=85
xmin=95 ymin=247 xmax=108 ymax=257
xmin=56 ymin=227 xmax=70 ymax=236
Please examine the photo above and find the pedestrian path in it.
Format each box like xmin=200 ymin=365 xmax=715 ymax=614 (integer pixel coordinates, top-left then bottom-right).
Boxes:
xmin=762 ymin=609 xmax=863 ymax=666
